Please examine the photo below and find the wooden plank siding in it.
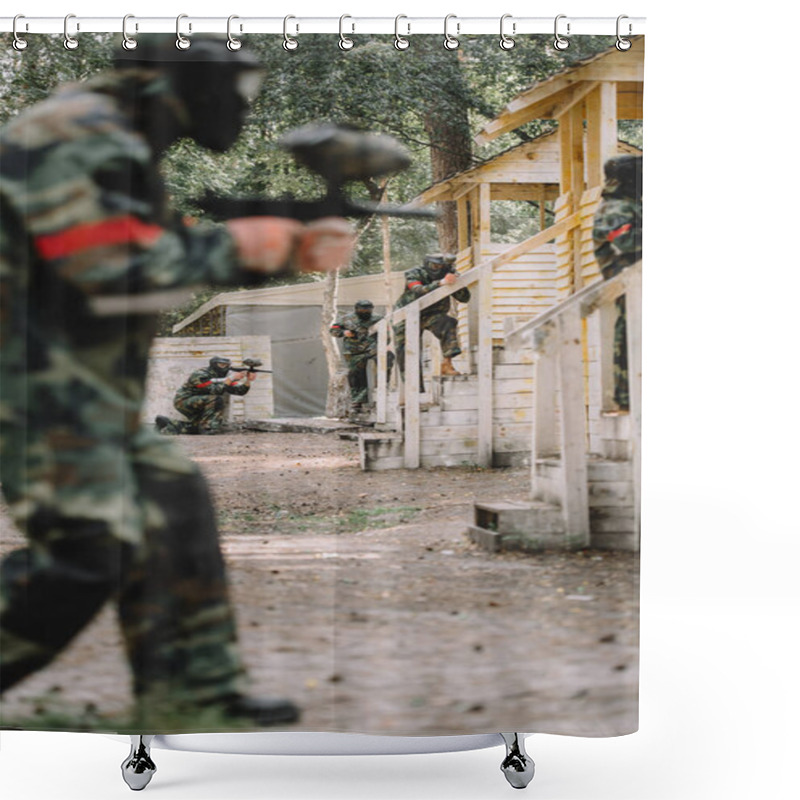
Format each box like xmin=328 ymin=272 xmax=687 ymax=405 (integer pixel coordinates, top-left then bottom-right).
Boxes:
xmin=456 ymin=244 xmax=559 ymax=347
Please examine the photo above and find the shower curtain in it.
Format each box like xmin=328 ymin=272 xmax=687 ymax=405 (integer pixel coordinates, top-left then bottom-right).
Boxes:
xmin=0 ymin=25 xmax=643 ymax=740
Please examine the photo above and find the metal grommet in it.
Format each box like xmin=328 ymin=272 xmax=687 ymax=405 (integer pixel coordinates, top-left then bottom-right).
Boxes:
xmin=12 ymin=14 xmax=28 ymax=51
xmin=121 ymin=14 xmax=138 ymax=51
xmin=64 ymin=13 xmax=79 ymax=51
xmin=283 ymin=15 xmax=299 ymax=51
xmin=616 ymin=15 xmax=632 ymax=51
xmin=443 ymin=14 xmax=459 ymax=51
xmin=554 ymin=14 xmax=570 ymax=51
xmin=394 ymin=15 xmax=410 ymax=50
xmin=499 ymin=14 xmax=515 ymax=50
xmin=339 ymin=14 xmax=354 ymax=50
xmin=227 ymin=15 xmax=242 ymax=51
xmin=175 ymin=13 xmax=191 ymax=50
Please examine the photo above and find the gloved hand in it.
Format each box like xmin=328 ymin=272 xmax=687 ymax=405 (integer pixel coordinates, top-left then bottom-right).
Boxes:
xmin=226 ymin=216 xmax=355 ymax=274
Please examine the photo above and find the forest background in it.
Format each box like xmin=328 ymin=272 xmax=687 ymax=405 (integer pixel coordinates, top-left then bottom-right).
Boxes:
xmin=0 ymin=32 xmax=642 ymax=336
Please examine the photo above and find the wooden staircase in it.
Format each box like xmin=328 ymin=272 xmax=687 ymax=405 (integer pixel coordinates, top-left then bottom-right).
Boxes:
xmin=467 ymin=263 xmax=642 ymax=552
xmin=359 ymin=348 xmax=533 ymax=471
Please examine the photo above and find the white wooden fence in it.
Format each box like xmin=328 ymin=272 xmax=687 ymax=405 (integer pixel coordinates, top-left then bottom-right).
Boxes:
xmin=508 ymin=261 xmax=642 ymax=546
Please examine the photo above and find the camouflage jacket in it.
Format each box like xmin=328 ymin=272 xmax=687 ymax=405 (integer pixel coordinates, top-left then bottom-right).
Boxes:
xmin=330 ymin=311 xmax=384 ymax=355
xmin=394 ymin=266 xmax=471 ymax=318
xmin=592 ymin=194 xmax=642 ymax=279
xmin=0 ymin=73 xmax=262 ymax=437
xmin=174 ymin=367 xmax=251 ymax=404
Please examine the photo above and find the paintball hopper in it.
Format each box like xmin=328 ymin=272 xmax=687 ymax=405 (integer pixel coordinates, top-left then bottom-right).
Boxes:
xmin=279 ymin=124 xmax=412 ymax=184
xmin=196 ymin=123 xmax=436 ymax=222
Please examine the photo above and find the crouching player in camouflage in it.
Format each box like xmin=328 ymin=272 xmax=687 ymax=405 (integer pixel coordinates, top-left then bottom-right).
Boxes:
xmin=330 ymin=300 xmax=395 ymax=414
xmin=592 ymin=155 xmax=643 ymax=411
xmin=394 ymin=253 xmax=470 ymax=381
xmin=156 ymin=356 xmax=254 ymax=434
xmin=0 ymin=36 xmax=354 ymax=730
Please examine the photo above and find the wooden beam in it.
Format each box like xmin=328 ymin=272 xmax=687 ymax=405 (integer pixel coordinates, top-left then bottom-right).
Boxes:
xmin=478 ymin=183 xmax=491 ymax=251
xmin=376 ymin=320 xmax=389 ymax=424
xmin=477 ymin=271 xmax=494 ymax=467
xmin=557 ymin=305 xmax=591 ymax=546
xmin=626 ymin=267 xmax=642 ymax=550
xmin=456 ymin=195 xmax=469 ymax=252
xmin=549 ymin=80 xmax=600 ymax=122
xmin=598 ymin=82 xmax=618 ymax=185
xmin=403 ymin=306 xmax=421 ymax=468
xmin=558 ymin=111 xmax=573 ymax=196
xmin=585 ymin=87 xmax=602 ymax=189
xmin=569 ymin=104 xmax=585 ymax=290
xmin=452 ymin=181 xmax=478 ymax=202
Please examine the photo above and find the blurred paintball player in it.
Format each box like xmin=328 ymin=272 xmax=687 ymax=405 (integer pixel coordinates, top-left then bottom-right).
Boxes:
xmin=0 ymin=35 xmax=354 ymax=728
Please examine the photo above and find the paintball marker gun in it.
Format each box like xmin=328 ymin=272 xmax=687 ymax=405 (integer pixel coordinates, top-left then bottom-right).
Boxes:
xmin=228 ymin=357 xmax=272 ymax=375
xmin=196 ymin=124 xmax=437 ymax=223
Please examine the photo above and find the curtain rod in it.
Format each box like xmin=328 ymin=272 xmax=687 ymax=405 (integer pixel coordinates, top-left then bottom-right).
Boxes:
xmin=1 ymin=16 xmax=646 ymax=37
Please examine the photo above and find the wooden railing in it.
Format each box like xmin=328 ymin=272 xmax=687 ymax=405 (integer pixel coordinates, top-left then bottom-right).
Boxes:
xmin=371 ymin=212 xmax=581 ymax=469
xmin=508 ymin=260 xmax=642 ymax=546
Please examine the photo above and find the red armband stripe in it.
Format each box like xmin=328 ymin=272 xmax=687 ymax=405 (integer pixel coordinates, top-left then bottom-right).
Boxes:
xmin=607 ymin=223 xmax=633 ymax=243
xmin=34 ymin=215 xmax=165 ymax=260
xmin=195 ymin=380 xmax=214 ymax=389
xmin=408 ymin=281 xmax=423 ymax=288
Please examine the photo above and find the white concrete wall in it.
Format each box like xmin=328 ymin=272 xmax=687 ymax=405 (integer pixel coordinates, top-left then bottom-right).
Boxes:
xmin=144 ymin=335 xmax=273 ymax=425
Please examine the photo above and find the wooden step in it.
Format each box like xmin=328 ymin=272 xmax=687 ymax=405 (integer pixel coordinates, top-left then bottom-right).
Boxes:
xmin=358 ymin=432 xmax=403 ymax=471
xmin=469 ymin=499 xmax=567 ymax=552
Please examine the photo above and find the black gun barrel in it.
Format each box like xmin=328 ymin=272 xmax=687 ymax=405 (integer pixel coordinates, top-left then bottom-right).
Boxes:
xmin=197 ymin=193 xmax=436 ymax=223
xmin=229 ymin=365 xmax=273 ymax=374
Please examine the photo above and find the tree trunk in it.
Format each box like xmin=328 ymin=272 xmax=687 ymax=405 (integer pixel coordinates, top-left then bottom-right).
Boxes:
xmin=419 ymin=46 xmax=474 ymax=254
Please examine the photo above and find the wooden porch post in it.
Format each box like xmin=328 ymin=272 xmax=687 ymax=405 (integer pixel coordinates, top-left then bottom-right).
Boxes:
xmin=376 ymin=319 xmax=388 ymax=424
xmin=531 ymin=327 xmax=558 ymax=498
xmin=404 ymin=305 xmax=421 ymax=468
xmin=626 ymin=266 xmax=642 ymax=550
xmin=557 ymin=306 xmax=590 ymax=546
xmin=568 ymin=103 xmax=585 ymax=291
xmin=477 ymin=270 xmax=494 ymax=467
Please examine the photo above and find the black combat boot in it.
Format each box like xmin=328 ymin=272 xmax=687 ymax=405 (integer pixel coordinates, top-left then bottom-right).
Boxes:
xmin=221 ymin=695 xmax=300 ymax=726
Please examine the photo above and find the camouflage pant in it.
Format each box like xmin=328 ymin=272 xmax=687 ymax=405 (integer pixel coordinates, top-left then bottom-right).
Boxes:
xmin=0 ymin=425 xmax=245 ymax=722
xmin=614 ymin=296 xmax=629 ymax=410
xmin=393 ymin=311 xmax=462 ymax=377
xmin=344 ymin=350 xmax=395 ymax=405
xmin=160 ymin=394 xmax=227 ymax=435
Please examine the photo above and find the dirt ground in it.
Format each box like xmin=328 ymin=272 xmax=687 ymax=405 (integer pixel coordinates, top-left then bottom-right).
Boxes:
xmin=0 ymin=429 xmax=639 ymax=736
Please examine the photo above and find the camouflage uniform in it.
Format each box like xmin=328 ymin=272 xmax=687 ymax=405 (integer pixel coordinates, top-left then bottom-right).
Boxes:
xmin=159 ymin=365 xmax=251 ymax=434
xmin=330 ymin=303 xmax=394 ymax=407
xmin=393 ymin=257 xmax=470 ymax=378
xmin=592 ymin=155 xmax=643 ymax=411
xmin=0 ymin=70 xmax=269 ymax=723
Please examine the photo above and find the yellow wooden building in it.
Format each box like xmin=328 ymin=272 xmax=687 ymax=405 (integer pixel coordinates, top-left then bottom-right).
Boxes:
xmin=364 ymin=37 xmax=644 ymax=551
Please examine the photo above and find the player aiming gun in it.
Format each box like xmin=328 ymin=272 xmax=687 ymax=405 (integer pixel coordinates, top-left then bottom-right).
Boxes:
xmin=227 ymin=357 xmax=272 ymax=375
xmin=196 ymin=124 xmax=437 ymax=224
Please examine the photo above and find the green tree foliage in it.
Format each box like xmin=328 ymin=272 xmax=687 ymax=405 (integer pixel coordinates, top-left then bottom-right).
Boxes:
xmin=1 ymin=33 xmax=642 ymax=331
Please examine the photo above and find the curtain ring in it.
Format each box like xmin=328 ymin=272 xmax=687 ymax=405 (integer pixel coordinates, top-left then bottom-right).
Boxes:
xmin=554 ymin=14 xmax=570 ymax=51
xmin=12 ymin=15 xmax=28 ymax=51
xmin=394 ymin=15 xmax=410 ymax=50
xmin=176 ymin=14 xmax=191 ymax=50
xmin=121 ymin=15 xmax=138 ymax=51
xmin=283 ymin=15 xmax=299 ymax=51
xmin=338 ymin=15 xmax=354 ymax=51
xmin=616 ymin=15 xmax=632 ymax=51
xmin=227 ymin=15 xmax=242 ymax=51
xmin=64 ymin=13 xmax=79 ymax=51
xmin=443 ymin=14 xmax=459 ymax=51
xmin=499 ymin=14 xmax=515 ymax=50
